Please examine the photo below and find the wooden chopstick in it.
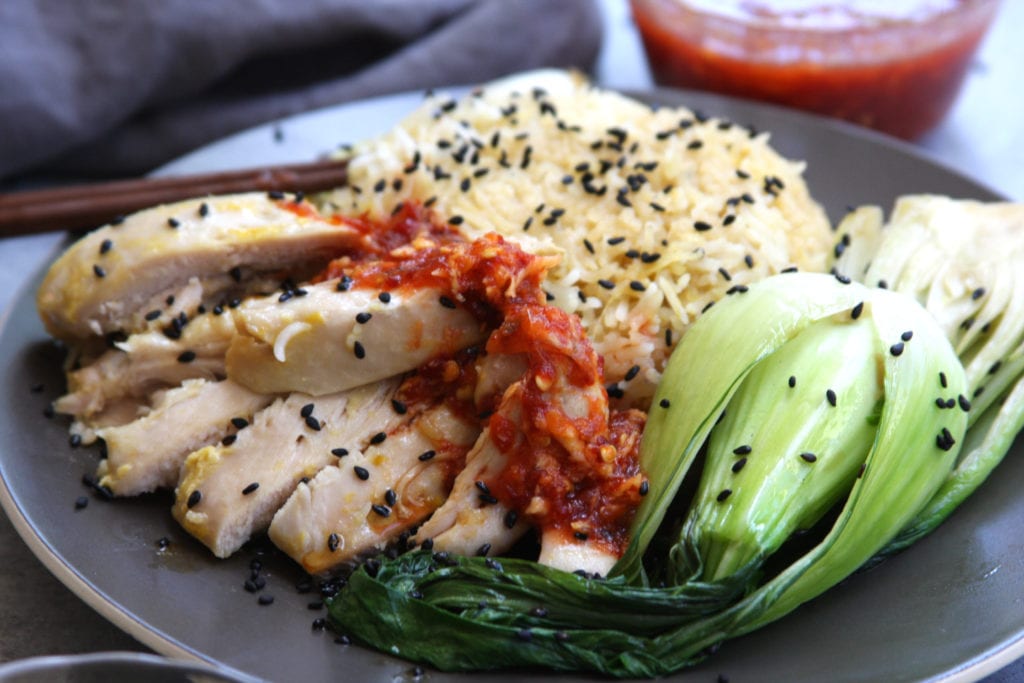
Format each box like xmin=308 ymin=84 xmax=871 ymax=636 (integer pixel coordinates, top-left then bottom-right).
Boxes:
xmin=0 ymin=158 xmax=349 ymax=237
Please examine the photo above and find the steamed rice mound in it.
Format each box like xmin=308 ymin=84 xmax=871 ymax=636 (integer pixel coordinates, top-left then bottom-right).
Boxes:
xmin=320 ymin=71 xmax=832 ymax=409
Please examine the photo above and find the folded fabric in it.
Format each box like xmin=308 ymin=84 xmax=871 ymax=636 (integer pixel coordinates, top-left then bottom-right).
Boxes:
xmin=0 ymin=0 xmax=602 ymax=182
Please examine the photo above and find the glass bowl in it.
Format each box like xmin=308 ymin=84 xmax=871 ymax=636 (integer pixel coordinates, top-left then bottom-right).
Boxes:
xmin=630 ymin=0 xmax=1001 ymax=139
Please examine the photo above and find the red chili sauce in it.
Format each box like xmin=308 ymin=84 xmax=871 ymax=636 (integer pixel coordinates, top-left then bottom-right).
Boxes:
xmin=487 ymin=304 xmax=646 ymax=555
xmin=631 ymin=0 xmax=998 ymax=139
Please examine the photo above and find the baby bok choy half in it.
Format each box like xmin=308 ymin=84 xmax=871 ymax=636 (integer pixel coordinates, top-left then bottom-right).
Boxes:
xmin=833 ymin=195 xmax=1024 ymax=560
xmin=327 ymin=272 xmax=971 ymax=678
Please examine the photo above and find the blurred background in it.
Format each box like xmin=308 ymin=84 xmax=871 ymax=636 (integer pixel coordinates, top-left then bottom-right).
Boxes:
xmin=1 ymin=0 xmax=1021 ymax=680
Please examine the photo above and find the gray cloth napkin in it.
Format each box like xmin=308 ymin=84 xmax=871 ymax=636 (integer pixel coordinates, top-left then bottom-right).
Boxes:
xmin=0 ymin=0 xmax=601 ymax=182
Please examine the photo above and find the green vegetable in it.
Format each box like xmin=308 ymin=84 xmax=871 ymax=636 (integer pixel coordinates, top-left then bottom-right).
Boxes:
xmin=327 ymin=272 xmax=972 ymax=677
xmin=832 ymin=195 xmax=1024 ymax=558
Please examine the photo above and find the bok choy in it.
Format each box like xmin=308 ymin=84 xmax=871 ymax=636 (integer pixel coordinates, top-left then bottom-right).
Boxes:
xmin=832 ymin=195 xmax=1024 ymax=558
xmin=327 ymin=271 xmax=975 ymax=677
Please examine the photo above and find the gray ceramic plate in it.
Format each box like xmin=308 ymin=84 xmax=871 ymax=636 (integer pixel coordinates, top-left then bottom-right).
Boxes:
xmin=0 ymin=652 xmax=259 ymax=683
xmin=1 ymin=84 xmax=1021 ymax=683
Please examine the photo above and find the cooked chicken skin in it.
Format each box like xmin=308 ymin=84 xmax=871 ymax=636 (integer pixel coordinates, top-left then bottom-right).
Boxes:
xmin=269 ymin=402 xmax=480 ymax=574
xmin=96 ymin=379 xmax=274 ymax=496
xmin=173 ymin=377 xmax=405 ymax=558
xmin=37 ymin=193 xmax=359 ymax=340
xmin=226 ymin=280 xmax=486 ymax=396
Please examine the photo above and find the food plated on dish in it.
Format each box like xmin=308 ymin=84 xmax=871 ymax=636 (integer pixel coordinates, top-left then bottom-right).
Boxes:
xmin=24 ymin=70 xmax=1024 ymax=677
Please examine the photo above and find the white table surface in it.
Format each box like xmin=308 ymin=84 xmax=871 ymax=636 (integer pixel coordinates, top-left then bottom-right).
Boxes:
xmin=1 ymin=0 xmax=1021 ymax=679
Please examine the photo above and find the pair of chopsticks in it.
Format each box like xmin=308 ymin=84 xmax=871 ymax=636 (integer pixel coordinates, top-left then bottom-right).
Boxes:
xmin=0 ymin=159 xmax=350 ymax=238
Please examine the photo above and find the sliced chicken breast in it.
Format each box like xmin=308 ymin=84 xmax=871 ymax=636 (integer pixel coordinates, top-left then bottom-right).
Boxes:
xmin=173 ymin=377 xmax=406 ymax=558
xmin=37 ymin=192 xmax=358 ymax=340
xmin=269 ymin=402 xmax=479 ymax=574
xmin=95 ymin=379 xmax=274 ymax=496
xmin=414 ymin=393 xmax=529 ymax=557
xmin=225 ymin=280 xmax=487 ymax=396
xmin=55 ymin=310 xmax=238 ymax=419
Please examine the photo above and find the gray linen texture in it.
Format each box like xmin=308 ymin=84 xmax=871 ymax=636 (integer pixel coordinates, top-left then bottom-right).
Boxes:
xmin=0 ymin=0 xmax=602 ymax=180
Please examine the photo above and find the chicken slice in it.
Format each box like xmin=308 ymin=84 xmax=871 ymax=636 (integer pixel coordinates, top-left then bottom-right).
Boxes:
xmin=269 ymin=402 xmax=479 ymax=574
xmin=414 ymin=391 xmax=529 ymax=557
xmin=55 ymin=309 xmax=238 ymax=420
xmin=225 ymin=280 xmax=486 ymax=396
xmin=173 ymin=377 xmax=405 ymax=558
xmin=37 ymin=192 xmax=359 ymax=340
xmin=95 ymin=379 xmax=274 ymax=496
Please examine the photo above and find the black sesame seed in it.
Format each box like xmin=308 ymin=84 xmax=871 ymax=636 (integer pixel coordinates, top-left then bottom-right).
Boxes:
xmin=391 ymin=399 xmax=408 ymax=415
xmin=448 ymin=215 xmax=464 ymax=226
xmin=418 ymin=450 xmax=436 ymax=461
xmin=300 ymin=403 xmax=315 ymax=418
xmin=258 ymin=594 xmax=275 ymax=606
xmin=726 ymin=284 xmax=749 ymax=294
xmin=353 ymin=341 xmax=366 ymax=359
xmin=355 ymin=312 xmax=372 ymax=324
xmin=242 ymin=482 xmax=259 ymax=495
xmin=639 ymin=480 xmax=650 ymax=496
xmin=144 ymin=309 xmax=161 ymax=321
xmin=92 ymin=264 xmax=106 ymax=278
xmin=694 ymin=220 xmax=713 ymax=232
xmin=476 ymin=543 xmax=492 ymax=556
xmin=371 ymin=504 xmax=391 ymax=517
xmin=800 ymin=452 xmax=818 ymax=463
xmin=716 ymin=489 xmax=732 ymax=502
xmin=369 ymin=431 xmax=387 ymax=446
xmin=353 ymin=466 xmax=370 ymax=481
xmin=890 ymin=342 xmax=905 ymax=356
xmin=972 ymin=287 xmax=986 ymax=300
xmin=939 ymin=372 xmax=948 ymax=388
xmin=851 ymin=302 xmax=864 ymax=320
xmin=331 ymin=448 xmax=349 ymax=457
xmin=624 ymin=365 xmax=640 ymax=381
xmin=583 ymin=238 xmax=595 ymax=254
xmin=74 ymin=496 xmax=89 ymax=510
xmin=826 ymin=389 xmax=837 ymax=407
xmin=574 ymin=531 xmax=589 ymax=541
xmin=221 ymin=434 xmax=237 ymax=446
xmin=186 ymin=490 xmax=202 ymax=508
xmin=629 ymin=280 xmax=646 ymax=292
xmin=439 ymin=295 xmax=457 ymax=309
xmin=305 ymin=416 xmax=321 ymax=431
xmin=607 ymin=236 xmax=626 ymax=245
xmin=384 ymin=489 xmax=397 ymax=507
xmin=99 ymin=238 xmax=113 ymax=255
xmin=733 ymin=445 xmax=752 ymax=455
xmin=336 ymin=276 xmax=353 ymax=291
xmin=504 ymin=509 xmax=518 ymax=529
xmin=597 ymin=279 xmax=615 ymax=290
xmin=958 ymin=395 xmax=972 ymax=412
xmin=901 ymin=330 xmax=914 ymax=342
xmin=167 ymin=217 xmax=180 ymax=228
xmin=732 ymin=458 xmax=747 ymax=473
xmin=267 ymin=190 xmax=285 ymax=200
xmin=659 ymin=398 xmax=671 ymax=408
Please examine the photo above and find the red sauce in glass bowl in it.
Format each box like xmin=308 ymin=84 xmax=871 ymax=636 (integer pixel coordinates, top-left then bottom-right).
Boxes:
xmin=631 ymin=0 xmax=1000 ymax=139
